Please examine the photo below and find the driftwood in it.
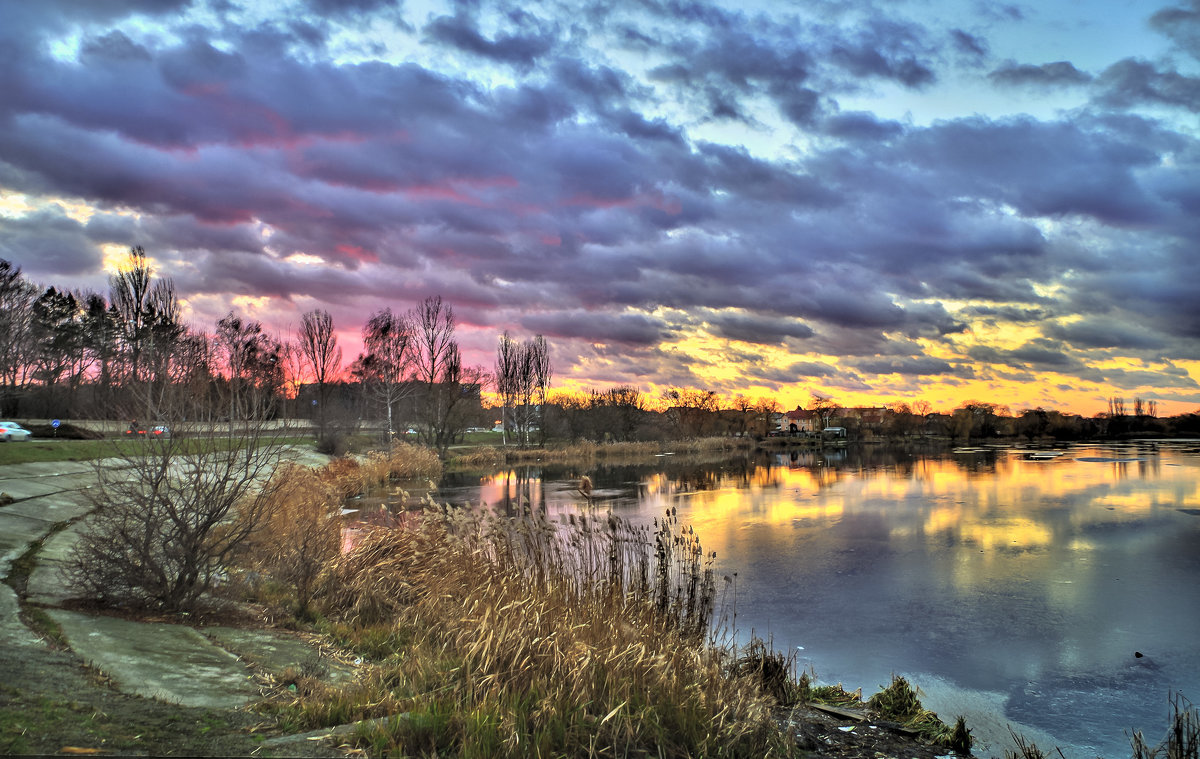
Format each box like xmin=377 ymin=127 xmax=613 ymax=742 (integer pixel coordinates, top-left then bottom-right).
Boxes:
xmin=808 ymin=702 xmax=867 ymax=722
xmin=806 ymin=703 xmax=922 ymax=738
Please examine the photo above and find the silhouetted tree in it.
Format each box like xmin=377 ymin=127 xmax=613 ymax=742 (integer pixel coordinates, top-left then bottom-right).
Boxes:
xmin=356 ymin=308 xmax=414 ymax=442
xmin=216 ymin=312 xmax=283 ymax=421
xmin=0 ymin=259 xmax=37 ymax=414
xmin=298 ymin=309 xmax=343 ymax=449
xmin=495 ymin=332 xmax=552 ymax=446
xmin=412 ymin=296 xmax=486 ymax=456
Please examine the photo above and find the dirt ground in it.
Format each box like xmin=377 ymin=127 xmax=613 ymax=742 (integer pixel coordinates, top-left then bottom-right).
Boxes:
xmin=779 ymin=704 xmax=964 ymax=758
xmin=1 ymin=622 xmax=966 ymax=758
xmin=0 ymin=612 xmax=350 ymax=757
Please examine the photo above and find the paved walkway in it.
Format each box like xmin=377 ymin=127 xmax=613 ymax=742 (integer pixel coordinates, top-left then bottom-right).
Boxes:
xmin=0 ymin=450 xmax=351 ymax=710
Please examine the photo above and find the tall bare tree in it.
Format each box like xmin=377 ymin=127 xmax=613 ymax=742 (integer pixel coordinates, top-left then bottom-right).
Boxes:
xmin=357 ymin=308 xmax=414 ymax=442
xmin=216 ymin=312 xmax=283 ymax=422
xmin=108 ymin=247 xmax=183 ymax=421
xmin=412 ymin=296 xmax=486 ymax=456
xmin=298 ymin=309 xmax=343 ymax=445
xmin=495 ymin=332 xmax=552 ymax=447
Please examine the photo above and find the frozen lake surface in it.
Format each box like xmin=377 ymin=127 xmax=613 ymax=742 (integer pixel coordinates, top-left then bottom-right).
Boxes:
xmin=432 ymin=440 xmax=1200 ymax=758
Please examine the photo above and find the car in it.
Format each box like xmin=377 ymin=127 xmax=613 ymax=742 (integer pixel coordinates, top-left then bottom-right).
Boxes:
xmin=149 ymin=425 xmax=171 ymax=439
xmin=0 ymin=422 xmax=32 ymax=442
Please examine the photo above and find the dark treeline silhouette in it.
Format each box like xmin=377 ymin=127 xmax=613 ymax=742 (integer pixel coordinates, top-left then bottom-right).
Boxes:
xmin=2 ymin=253 xmax=1197 ymax=444
xmin=0 ymin=252 xmax=492 ymax=455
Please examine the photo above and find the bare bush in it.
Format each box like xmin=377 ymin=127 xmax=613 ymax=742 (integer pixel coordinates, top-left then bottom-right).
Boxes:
xmin=62 ymin=419 xmax=290 ymax=613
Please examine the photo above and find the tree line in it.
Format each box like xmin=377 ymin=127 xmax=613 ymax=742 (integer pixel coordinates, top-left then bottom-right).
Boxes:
xmin=0 ymin=250 xmax=492 ymax=455
xmin=4 ymin=250 xmax=1197 ymax=448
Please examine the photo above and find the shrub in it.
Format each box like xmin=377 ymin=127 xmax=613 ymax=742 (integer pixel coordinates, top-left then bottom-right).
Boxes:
xmin=62 ymin=420 xmax=288 ymax=613
xmin=236 ymin=463 xmax=343 ymax=616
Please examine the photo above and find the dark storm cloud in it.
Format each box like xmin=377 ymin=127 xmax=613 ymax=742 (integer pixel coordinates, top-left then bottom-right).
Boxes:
xmin=950 ymin=29 xmax=988 ymax=58
xmin=635 ymin=3 xmax=942 ymax=129
xmin=894 ymin=115 xmax=1170 ymax=226
xmin=821 ymin=111 xmax=904 ymax=141
xmin=0 ymin=0 xmax=194 ymax=32
xmin=1094 ymin=58 xmax=1200 ymax=112
xmin=988 ymin=60 xmax=1092 ymax=87
xmin=849 ymin=356 xmax=960 ymax=377
xmin=763 ymin=361 xmax=840 ymax=382
xmin=1150 ymin=0 xmax=1200 ymax=58
xmin=1060 ymin=245 xmax=1200 ymax=341
xmin=1093 ymin=364 xmax=1199 ymax=390
xmin=303 ymin=0 xmax=403 ymax=20
xmin=974 ymin=2 xmax=1025 ymax=22
xmin=828 ymin=18 xmax=936 ymax=88
xmin=705 ymin=313 xmax=815 ymax=345
xmin=962 ymin=305 xmax=1053 ymax=324
xmin=423 ymin=11 xmax=557 ymax=67
xmin=966 ymin=340 xmax=1079 ymax=371
xmin=521 ymin=310 xmax=672 ymax=346
xmin=0 ymin=209 xmax=101 ymax=277
xmin=1045 ymin=318 xmax=1167 ymax=351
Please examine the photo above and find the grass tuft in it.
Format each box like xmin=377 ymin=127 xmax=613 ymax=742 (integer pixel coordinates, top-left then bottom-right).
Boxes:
xmin=867 ymin=675 xmax=970 ymax=749
xmin=262 ymin=503 xmax=794 ymax=757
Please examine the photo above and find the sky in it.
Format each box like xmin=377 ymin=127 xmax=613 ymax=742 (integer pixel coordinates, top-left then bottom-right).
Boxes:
xmin=1 ymin=0 xmax=1198 ymax=416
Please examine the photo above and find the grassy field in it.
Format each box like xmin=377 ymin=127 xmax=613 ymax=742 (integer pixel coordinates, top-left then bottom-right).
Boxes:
xmin=0 ymin=435 xmax=316 ymax=467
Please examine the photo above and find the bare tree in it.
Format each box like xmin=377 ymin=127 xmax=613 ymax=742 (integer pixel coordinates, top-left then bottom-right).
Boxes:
xmin=216 ymin=312 xmax=283 ymax=422
xmin=495 ymin=332 xmax=552 ymax=447
xmin=298 ymin=309 xmax=343 ymax=447
xmin=28 ymin=287 xmax=83 ymax=414
xmin=496 ymin=331 xmax=520 ymax=446
xmin=108 ymin=247 xmax=184 ymax=421
xmin=664 ymin=388 xmax=720 ymax=437
xmin=412 ymin=296 xmax=486 ymax=456
xmin=357 ymin=308 xmax=414 ymax=442
xmin=809 ymin=394 xmax=838 ymax=431
xmin=593 ymin=385 xmax=647 ymax=442
xmin=278 ymin=339 xmax=307 ymax=417
xmin=531 ymin=334 xmax=552 ymax=445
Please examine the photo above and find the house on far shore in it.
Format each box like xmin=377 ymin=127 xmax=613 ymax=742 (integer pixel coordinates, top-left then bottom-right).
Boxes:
xmin=783 ymin=407 xmax=820 ymax=433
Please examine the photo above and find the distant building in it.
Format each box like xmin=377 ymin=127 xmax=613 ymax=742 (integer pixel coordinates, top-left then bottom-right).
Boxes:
xmin=783 ymin=407 xmax=820 ymax=433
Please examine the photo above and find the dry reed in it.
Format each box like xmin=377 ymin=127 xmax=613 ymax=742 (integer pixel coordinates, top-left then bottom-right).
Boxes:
xmin=1131 ymin=694 xmax=1199 ymax=759
xmin=319 ymin=443 xmax=443 ymax=497
xmin=286 ymin=503 xmax=793 ymax=757
xmin=234 ymin=462 xmax=343 ymax=615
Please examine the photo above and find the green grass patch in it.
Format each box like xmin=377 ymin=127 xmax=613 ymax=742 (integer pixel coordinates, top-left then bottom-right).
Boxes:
xmin=0 ymin=435 xmax=315 ymax=466
xmin=867 ymin=675 xmax=972 ymax=752
xmin=21 ymin=607 xmax=68 ymax=648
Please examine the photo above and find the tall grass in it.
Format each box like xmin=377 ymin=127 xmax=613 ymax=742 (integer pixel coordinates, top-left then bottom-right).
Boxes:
xmin=231 ymin=445 xmax=441 ymax=617
xmin=273 ymin=503 xmax=793 ymax=757
xmin=320 ymin=442 xmax=443 ymax=497
xmin=1132 ymin=694 xmax=1199 ymax=759
xmin=234 ymin=463 xmax=343 ymax=616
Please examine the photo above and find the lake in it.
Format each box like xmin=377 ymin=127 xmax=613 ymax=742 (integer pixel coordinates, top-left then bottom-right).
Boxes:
xmin=428 ymin=440 xmax=1200 ymax=758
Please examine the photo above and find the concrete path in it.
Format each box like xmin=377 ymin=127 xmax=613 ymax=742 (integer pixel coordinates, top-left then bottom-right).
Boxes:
xmin=0 ymin=448 xmax=349 ymax=712
xmin=47 ymin=609 xmax=264 ymax=708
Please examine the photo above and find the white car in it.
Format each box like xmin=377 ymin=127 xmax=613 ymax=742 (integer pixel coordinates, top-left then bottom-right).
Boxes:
xmin=0 ymin=422 xmax=32 ymax=442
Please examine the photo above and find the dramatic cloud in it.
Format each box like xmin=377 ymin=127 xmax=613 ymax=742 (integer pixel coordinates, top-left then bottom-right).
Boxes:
xmin=0 ymin=0 xmax=1197 ymax=414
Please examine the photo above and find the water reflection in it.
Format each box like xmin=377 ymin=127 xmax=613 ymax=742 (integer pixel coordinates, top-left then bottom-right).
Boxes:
xmin=427 ymin=442 xmax=1200 ymax=758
